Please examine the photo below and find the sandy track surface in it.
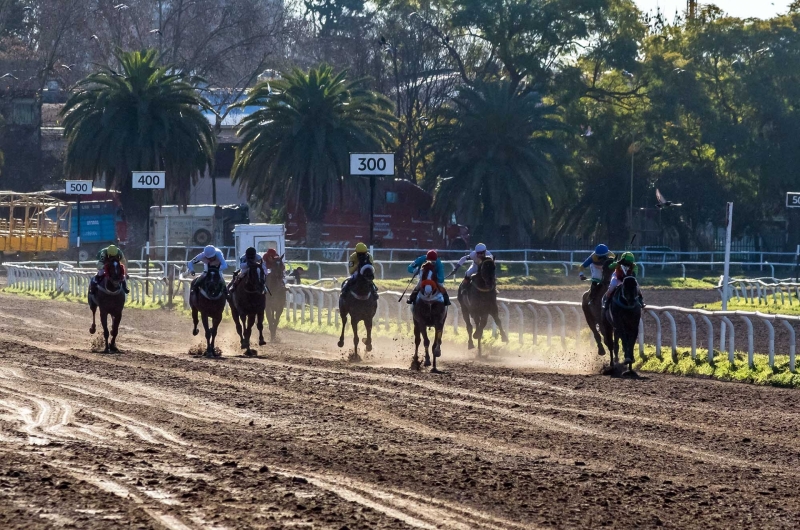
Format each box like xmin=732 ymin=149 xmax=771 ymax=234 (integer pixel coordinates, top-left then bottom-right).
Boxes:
xmin=0 ymin=292 xmax=799 ymax=529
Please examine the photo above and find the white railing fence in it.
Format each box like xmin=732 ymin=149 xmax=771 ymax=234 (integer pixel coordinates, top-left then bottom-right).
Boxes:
xmin=718 ymin=277 xmax=800 ymax=306
xmin=5 ymin=262 xmax=799 ymax=371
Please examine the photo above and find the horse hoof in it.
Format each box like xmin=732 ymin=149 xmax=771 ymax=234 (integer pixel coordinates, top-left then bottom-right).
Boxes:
xmin=501 ymin=335 xmax=509 ymax=343
xmin=430 ymin=368 xmax=441 ymax=374
xmin=434 ymin=349 xmax=441 ymax=358
xmin=472 ymin=331 xmax=480 ymax=340
xmin=109 ymin=345 xmax=119 ymax=353
xmin=192 ymin=329 xmax=199 ymax=336
xmin=240 ymin=340 xmax=248 ymax=349
xmin=366 ymin=343 xmax=373 ymax=353
xmin=410 ymin=358 xmax=421 ymax=371
xmin=424 ymin=356 xmax=431 ymax=367
xmin=597 ymin=349 xmax=606 ymax=356
xmin=89 ymin=326 xmax=96 ymax=335
xmin=625 ymin=357 xmax=635 ymax=365
xmin=103 ymin=348 xmax=110 ymax=354
xmin=259 ymin=339 xmax=267 ymax=346
xmin=337 ymin=340 xmax=344 ymax=348
xmin=348 ymin=351 xmax=362 ymax=363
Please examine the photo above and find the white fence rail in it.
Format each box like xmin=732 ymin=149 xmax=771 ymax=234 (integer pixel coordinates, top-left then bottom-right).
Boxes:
xmin=5 ymin=262 xmax=799 ymax=371
xmin=718 ymin=277 xmax=800 ymax=306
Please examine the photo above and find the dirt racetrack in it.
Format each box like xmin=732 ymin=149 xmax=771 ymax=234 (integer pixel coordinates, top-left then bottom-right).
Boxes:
xmin=2 ymin=292 xmax=800 ymax=529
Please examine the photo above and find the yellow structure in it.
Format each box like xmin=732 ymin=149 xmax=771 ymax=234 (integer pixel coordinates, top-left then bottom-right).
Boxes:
xmin=0 ymin=192 xmax=72 ymax=253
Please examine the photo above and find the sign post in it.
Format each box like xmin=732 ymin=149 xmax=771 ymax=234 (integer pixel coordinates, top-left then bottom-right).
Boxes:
xmin=133 ymin=171 xmax=166 ymax=292
xmin=722 ymin=202 xmax=733 ymax=311
xmin=788 ymin=193 xmax=800 ymax=281
xmin=349 ymin=153 xmax=394 ymax=246
xmin=65 ymin=180 xmax=93 ymax=266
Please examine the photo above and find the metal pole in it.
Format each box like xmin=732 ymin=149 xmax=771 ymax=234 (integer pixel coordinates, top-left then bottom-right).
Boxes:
xmin=722 ymin=202 xmax=733 ymax=311
xmin=76 ymin=195 xmax=81 ymax=267
xmin=369 ymin=176 xmax=375 ymax=247
xmin=164 ymin=215 xmax=169 ymax=269
xmin=145 ymin=207 xmax=150 ymax=296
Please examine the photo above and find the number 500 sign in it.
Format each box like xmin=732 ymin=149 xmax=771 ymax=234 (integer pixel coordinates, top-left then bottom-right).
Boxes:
xmin=349 ymin=153 xmax=395 ymax=176
xmin=787 ymin=192 xmax=800 ymax=208
xmin=132 ymin=171 xmax=166 ymax=189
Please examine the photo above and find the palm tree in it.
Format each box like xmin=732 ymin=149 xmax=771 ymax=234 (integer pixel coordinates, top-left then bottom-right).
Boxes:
xmin=61 ymin=49 xmax=216 ymax=231
xmin=231 ymin=65 xmax=396 ymax=245
xmin=422 ymin=81 xmax=565 ymax=246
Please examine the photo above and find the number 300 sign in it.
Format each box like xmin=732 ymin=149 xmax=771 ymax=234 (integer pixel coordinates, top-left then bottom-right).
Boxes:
xmin=132 ymin=171 xmax=166 ymax=189
xmin=349 ymin=153 xmax=394 ymax=176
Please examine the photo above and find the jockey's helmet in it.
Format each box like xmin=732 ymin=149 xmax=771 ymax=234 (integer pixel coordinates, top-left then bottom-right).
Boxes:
xmin=475 ymin=243 xmax=487 ymax=253
xmin=266 ymin=248 xmax=279 ymax=259
xmin=595 ymin=244 xmax=609 ymax=257
xmin=620 ymin=252 xmax=635 ymax=265
xmin=426 ymin=249 xmax=438 ymax=261
xmin=245 ymin=247 xmax=257 ymax=259
xmin=355 ymin=242 xmax=368 ymax=254
xmin=203 ymin=245 xmax=216 ymax=259
xmin=107 ymin=244 xmax=119 ymax=257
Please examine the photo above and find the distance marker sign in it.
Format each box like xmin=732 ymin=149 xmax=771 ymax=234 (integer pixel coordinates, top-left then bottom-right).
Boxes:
xmin=132 ymin=171 xmax=166 ymax=189
xmin=65 ymin=180 xmax=93 ymax=195
xmin=349 ymin=153 xmax=395 ymax=176
xmin=787 ymin=192 xmax=800 ymax=208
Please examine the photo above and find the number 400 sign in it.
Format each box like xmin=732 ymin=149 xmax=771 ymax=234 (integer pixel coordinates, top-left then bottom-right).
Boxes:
xmin=132 ymin=171 xmax=166 ymax=189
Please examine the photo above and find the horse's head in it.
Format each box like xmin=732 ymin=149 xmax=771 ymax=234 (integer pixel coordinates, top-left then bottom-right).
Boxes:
xmin=245 ymin=260 xmax=263 ymax=284
xmin=621 ymin=276 xmax=639 ymax=303
xmin=420 ymin=260 xmax=437 ymax=281
xmin=359 ymin=263 xmax=375 ymax=283
xmin=478 ymin=256 xmax=496 ymax=288
xmin=105 ymin=259 xmax=123 ymax=288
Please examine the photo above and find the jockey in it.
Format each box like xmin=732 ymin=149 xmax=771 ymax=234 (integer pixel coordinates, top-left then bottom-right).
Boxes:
xmin=187 ymin=245 xmax=228 ymax=296
xmin=92 ymin=244 xmax=129 ymax=294
xmin=579 ymin=244 xmax=616 ymax=304
xmin=601 ymin=252 xmax=644 ymax=309
xmin=456 ymin=242 xmax=493 ymax=287
xmin=406 ymin=249 xmax=451 ymax=306
xmin=342 ymin=242 xmax=378 ymax=299
xmin=228 ymin=247 xmax=268 ymax=293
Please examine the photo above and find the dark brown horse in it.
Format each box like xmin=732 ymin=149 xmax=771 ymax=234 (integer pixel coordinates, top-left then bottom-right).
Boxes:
xmin=265 ymin=255 xmax=286 ymax=342
xmin=457 ymin=257 xmax=508 ymax=356
xmin=601 ymin=276 xmax=643 ymax=371
xmin=190 ymin=265 xmax=227 ymax=357
xmin=581 ymin=257 xmax=615 ymax=356
xmin=229 ymin=261 xmax=266 ymax=356
xmin=88 ymin=260 xmax=126 ymax=353
xmin=411 ymin=261 xmax=448 ymax=372
xmin=337 ymin=264 xmax=378 ymax=362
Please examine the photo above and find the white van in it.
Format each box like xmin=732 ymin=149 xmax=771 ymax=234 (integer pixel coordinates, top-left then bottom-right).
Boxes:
xmin=233 ymin=224 xmax=285 ymax=258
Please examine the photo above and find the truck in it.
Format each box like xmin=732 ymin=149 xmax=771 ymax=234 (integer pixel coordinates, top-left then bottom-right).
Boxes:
xmin=233 ymin=224 xmax=285 ymax=257
xmin=46 ymin=188 xmax=129 ymax=262
xmin=149 ymin=204 xmax=249 ymax=260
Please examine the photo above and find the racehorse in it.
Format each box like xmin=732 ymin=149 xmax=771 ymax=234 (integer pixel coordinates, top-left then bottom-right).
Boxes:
xmin=457 ymin=256 xmax=508 ymax=356
xmin=189 ymin=265 xmax=227 ymax=357
xmin=601 ymin=276 xmax=643 ymax=372
xmin=88 ymin=259 xmax=126 ymax=353
xmin=411 ymin=261 xmax=448 ymax=372
xmin=337 ymin=264 xmax=378 ymax=362
xmin=229 ymin=261 xmax=266 ymax=356
xmin=581 ymin=256 xmax=615 ymax=356
xmin=264 ymin=254 xmax=286 ymax=342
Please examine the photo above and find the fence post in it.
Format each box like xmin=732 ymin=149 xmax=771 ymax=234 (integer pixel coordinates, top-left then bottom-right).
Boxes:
xmin=685 ymin=314 xmax=697 ymax=359
xmin=662 ymin=311 xmax=678 ymax=362
xmin=781 ymin=320 xmax=796 ymax=372
xmin=647 ymin=309 xmax=662 ymax=359
xmin=721 ymin=316 xmax=735 ymax=363
xmin=762 ymin=318 xmax=775 ymax=368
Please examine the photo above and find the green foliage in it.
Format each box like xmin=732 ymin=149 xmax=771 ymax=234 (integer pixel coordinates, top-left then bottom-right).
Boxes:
xmin=61 ymin=49 xmax=216 ymax=217
xmin=232 ymin=65 xmax=396 ymax=227
xmin=422 ymin=80 xmax=565 ymax=244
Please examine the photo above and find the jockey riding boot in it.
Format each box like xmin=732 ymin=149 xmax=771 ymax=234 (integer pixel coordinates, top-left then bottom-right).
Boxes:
xmin=122 ymin=280 xmax=130 ymax=294
xmin=601 ymin=292 xmax=610 ymax=310
xmin=443 ymin=289 xmax=451 ymax=306
xmin=638 ymin=295 xmax=646 ymax=308
xmin=372 ymin=283 xmax=379 ymax=300
xmin=341 ymin=278 xmax=351 ymax=296
xmin=407 ymin=288 xmax=419 ymax=304
xmin=228 ymin=271 xmax=240 ymax=294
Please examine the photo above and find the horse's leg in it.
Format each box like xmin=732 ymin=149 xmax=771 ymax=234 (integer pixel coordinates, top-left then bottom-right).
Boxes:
xmin=210 ymin=314 xmax=222 ymax=357
xmin=100 ymin=309 xmax=110 ymax=353
xmin=431 ymin=327 xmax=443 ymax=373
xmin=257 ymin=309 xmax=266 ymax=346
xmin=350 ymin=318 xmax=361 ymax=362
xmin=243 ymin=312 xmax=254 ymax=354
xmin=191 ymin=306 xmax=200 ymax=336
xmin=411 ymin=322 xmax=422 ymax=370
xmin=461 ymin=299 xmax=475 ymax=350
xmin=89 ymin=303 xmax=97 ymax=335
xmin=364 ymin=317 xmax=373 ymax=353
xmin=108 ymin=311 xmax=121 ymax=353
xmin=583 ymin=297 xmax=605 ymax=356
xmin=202 ymin=313 xmax=214 ymax=357
xmin=423 ymin=327 xmax=431 ymax=367
xmin=489 ymin=304 xmax=508 ymax=343
xmin=337 ymin=310 xmax=348 ymax=348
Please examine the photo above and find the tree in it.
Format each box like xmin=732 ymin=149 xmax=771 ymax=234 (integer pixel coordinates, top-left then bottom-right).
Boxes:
xmin=422 ymin=80 xmax=565 ymax=246
xmin=231 ymin=64 xmax=396 ymax=245
xmin=61 ymin=49 xmax=216 ymax=236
